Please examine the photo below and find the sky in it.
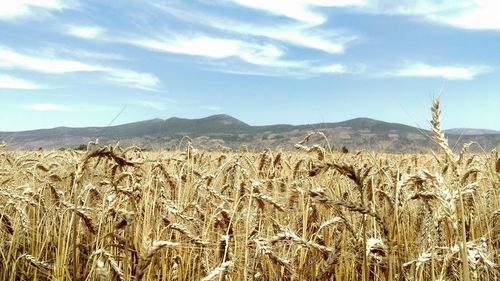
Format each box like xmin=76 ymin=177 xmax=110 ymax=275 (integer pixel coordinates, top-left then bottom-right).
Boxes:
xmin=0 ymin=0 xmax=499 ymax=132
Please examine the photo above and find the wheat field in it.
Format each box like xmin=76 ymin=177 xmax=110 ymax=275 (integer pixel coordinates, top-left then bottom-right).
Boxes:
xmin=0 ymin=99 xmax=498 ymax=280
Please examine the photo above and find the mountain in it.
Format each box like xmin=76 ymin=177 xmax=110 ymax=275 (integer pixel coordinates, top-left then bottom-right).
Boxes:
xmin=91 ymin=114 xmax=249 ymax=137
xmin=444 ymin=128 xmax=500 ymax=135
xmin=1 ymin=115 xmax=499 ymax=152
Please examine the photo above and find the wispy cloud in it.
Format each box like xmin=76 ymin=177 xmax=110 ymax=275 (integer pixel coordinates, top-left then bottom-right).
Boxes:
xmin=114 ymin=2 xmax=360 ymax=77
xmin=125 ymin=35 xmax=297 ymax=67
xmin=122 ymin=34 xmax=350 ymax=77
xmin=356 ymin=1 xmax=500 ymax=30
xmin=0 ymin=74 xmax=45 ymax=89
xmin=20 ymin=103 xmax=69 ymax=111
xmin=429 ymin=1 xmax=500 ymax=30
xmin=314 ymin=64 xmax=347 ymax=74
xmin=0 ymin=46 xmax=101 ymax=73
xmin=227 ymin=0 xmax=366 ymax=25
xmin=67 ymin=25 xmax=105 ymax=39
xmin=0 ymin=46 xmax=160 ymax=90
xmin=105 ymin=69 xmax=160 ymax=91
xmin=382 ymin=63 xmax=491 ymax=80
xmin=19 ymin=102 xmax=119 ymax=112
xmin=128 ymin=35 xmax=242 ymax=59
xmin=56 ymin=48 xmax=126 ymax=61
xmin=151 ymin=4 xmax=354 ymax=54
xmin=0 ymin=0 xmax=69 ymax=21
xmin=230 ymin=0 xmax=500 ymax=31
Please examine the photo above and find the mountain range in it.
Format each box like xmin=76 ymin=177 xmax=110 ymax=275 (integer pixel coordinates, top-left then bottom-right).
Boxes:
xmin=1 ymin=114 xmax=499 ymax=152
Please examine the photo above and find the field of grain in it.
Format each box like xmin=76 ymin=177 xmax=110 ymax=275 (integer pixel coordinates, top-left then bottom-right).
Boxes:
xmin=0 ymin=100 xmax=499 ymax=280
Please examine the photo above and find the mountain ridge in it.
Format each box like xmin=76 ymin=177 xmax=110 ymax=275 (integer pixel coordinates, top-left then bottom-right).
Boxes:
xmin=1 ymin=115 xmax=498 ymax=152
xmin=444 ymin=128 xmax=500 ymax=135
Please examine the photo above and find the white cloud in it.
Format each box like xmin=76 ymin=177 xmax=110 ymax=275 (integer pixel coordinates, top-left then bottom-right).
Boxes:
xmin=57 ymin=48 xmax=126 ymax=61
xmin=67 ymin=25 xmax=105 ymax=39
xmin=0 ymin=46 xmax=160 ymax=90
xmin=262 ymin=27 xmax=350 ymax=54
xmin=383 ymin=63 xmax=490 ymax=80
xmin=429 ymin=0 xmax=500 ymax=30
xmin=0 ymin=0 xmax=68 ymax=20
xmin=315 ymin=64 xmax=347 ymax=74
xmin=106 ymin=3 xmax=362 ymax=78
xmin=126 ymin=35 xmax=278 ymax=65
xmin=151 ymin=4 xmax=354 ymax=54
xmin=21 ymin=103 xmax=69 ymax=111
xmin=131 ymin=36 xmax=242 ymax=59
xmin=0 ymin=46 xmax=102 ymax=73
xmin=126 ymin=34 xmax=353 ymax=77
xmin=230 ymin=0 xmax=322 ymax=25
xmin=357 ymin=0 xmax=500 ymax=30
xmin=237 ymin=44 xmax=305 ymax=68
xmin=0 ymin=74 xmax=44 ymax=89
xmin=19 ymin=102 xmax=120 ymax=112
xmin=232 ymin=0 xmax=500 ymax=30
xmin=106 ymin=69 xmax=160 ymax=91
xmin=125 ymin=34 xmax=315 ymax=71
xmin=228 ymin=0 xmax=366 ymax=25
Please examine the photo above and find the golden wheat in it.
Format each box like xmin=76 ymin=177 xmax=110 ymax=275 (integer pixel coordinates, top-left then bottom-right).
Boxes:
xmin=0 ymin=99 xmax=498 ymax=280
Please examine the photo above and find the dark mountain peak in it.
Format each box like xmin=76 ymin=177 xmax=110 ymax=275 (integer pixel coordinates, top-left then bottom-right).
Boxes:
xmin=344 ymin=117 xmax=378 ymax=125
xmin=336 ymin=117 xmax=387 ymax=128
xmin=337 ymin=117 xmax=421 ymax=132
xmin=201 ymin=114 xmax=249 ymax=126
xmin=348 ymin=117 xmax=377 ymax=121
xmin=165 ymin=117 xmax=186 ymax=122
xmin=134 ymin=118 xmax=164 ymax=125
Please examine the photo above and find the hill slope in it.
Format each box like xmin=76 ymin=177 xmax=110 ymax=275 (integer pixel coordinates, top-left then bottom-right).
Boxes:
xmin=444 ymin=128 xmax=500 ymax=135
xmin=1 ymin=115 xmax=498 ymax=152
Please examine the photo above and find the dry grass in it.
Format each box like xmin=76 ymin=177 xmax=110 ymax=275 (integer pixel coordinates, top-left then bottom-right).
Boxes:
xmin=0 ymin=98 xmax=498 ymax=280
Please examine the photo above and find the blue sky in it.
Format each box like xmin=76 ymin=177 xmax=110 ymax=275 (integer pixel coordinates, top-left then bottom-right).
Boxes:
xmin=0 ymin=0 xmax=499 ymax=132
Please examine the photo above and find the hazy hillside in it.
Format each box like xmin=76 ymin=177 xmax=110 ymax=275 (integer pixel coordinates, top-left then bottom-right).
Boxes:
xmin=445 ymin=128 xmax=500 ymax=135
xmin=1 ymin=114 xmax=499 ymax=152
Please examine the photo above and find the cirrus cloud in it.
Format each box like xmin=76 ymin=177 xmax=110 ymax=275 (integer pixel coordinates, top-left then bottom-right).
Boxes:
xmin=227 ymin=0 xmax=366 ymax=25
xmin=0 ymin=0 xmax=70 ymax=21
xmin=355 ymin=0 xmax=500 ymax=30
xmin=0 ymin=74 xmax=45 ymax=89
xmin=0 ymin=46 xmax=160 ymax=90
xmin=150 ymin=3 xmax=354 ymax=54
xmin=382 ymin=63 xmax=491 ymax=80
xmin=20 ymin=103 xmax=69 ymax=111
xmin=67 ymin=25 xmax=105 ymax=39
xmin=121 ymin=33 xmax=350 ymax=77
